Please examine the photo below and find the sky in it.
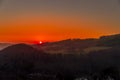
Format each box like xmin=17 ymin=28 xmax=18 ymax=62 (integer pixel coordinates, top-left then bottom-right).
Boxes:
xmin=0 ymin=0 xmax=120 ymax=43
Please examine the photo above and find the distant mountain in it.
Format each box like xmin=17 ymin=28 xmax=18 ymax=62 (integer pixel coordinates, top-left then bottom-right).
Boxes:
xmin=98 ymin=34 xmax=120 ymax=47
xmin=34 ymin=39 xmax=98 ymax=54
xmin=34 ymin=34 xmax=120 ymax=54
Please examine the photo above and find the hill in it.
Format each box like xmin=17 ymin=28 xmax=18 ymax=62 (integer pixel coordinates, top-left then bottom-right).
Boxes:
xmin=0 ymin=44 xmax=46 ymax=74
xmin=98 ymin=34 xmax=120 ymax=47
xmin=0 ymin=42 xmax=120 ymax=79
xmin=34 ymin=39 xmax=98 ymax=54
xmin=34 ymin=34 xmax=120 ymax=54
xmin=0 ymin=43 xmax=12 ymax=51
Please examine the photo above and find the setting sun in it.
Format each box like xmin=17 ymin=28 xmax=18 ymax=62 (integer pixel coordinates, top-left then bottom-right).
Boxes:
xmin=39 ymin=41 xmax=43 ymax=44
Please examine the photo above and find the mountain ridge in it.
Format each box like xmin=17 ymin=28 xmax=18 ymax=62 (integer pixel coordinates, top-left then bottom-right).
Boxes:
xmin=34 ymin=34 xmax=120 ymax=54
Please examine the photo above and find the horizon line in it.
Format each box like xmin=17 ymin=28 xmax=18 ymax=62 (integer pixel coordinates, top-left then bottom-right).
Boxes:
xmin=0 ymin=33 xmax=119 ymax=44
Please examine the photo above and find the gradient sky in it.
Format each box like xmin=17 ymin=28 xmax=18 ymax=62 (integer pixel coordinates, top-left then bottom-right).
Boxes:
xmin=0 ymin=0 xmax=120 ymax=43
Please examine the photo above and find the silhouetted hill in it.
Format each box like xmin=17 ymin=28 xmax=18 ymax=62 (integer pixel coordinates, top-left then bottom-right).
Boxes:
xmin=34 ymin=39 xmax=98 ymax=54
xmin=0 ymin=42 xmax=120 ymax=79
xmin=0 ymin=44 xmax=46 ymax=75
xmin=2 ymin=43 xmax=43 ymax=52
xmin=98 ymin=34 xmax=120 ymax=47
xmin=0 ymin=43 xmax=12 ymax=51
xmin=0 ymin=43 xmax=45 ymax=58
xmin=34 ymin=34 xmax=120 ymax=54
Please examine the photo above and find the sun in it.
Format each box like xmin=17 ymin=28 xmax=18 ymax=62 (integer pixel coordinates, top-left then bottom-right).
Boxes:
xmin=39 ymin=41 xmax=43 ymax=44
xmin=33 ymin=41 xmax=43 ymax=45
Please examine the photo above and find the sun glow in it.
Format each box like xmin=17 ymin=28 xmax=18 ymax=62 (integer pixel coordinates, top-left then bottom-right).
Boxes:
xmin=39 ymin=41 xmax=43 ymax=44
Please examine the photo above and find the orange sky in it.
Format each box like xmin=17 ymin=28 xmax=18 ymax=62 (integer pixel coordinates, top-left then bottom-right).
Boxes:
xmin=0 ymin=0 xmax=120 ymax=43
xmin=0 ymin=12 xmax=119 ymax=43
xmin=0 ymin=13 xmax=108 ymax=43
